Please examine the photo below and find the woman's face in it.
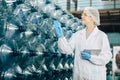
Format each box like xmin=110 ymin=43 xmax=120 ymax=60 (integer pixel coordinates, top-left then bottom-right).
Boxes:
xmin=81 ymin=11 xmax=94 ymax=25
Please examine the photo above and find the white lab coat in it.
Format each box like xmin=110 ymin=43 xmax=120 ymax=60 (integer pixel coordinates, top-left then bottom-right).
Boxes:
xmin=58 ymin=27 xmax=112 ymax=80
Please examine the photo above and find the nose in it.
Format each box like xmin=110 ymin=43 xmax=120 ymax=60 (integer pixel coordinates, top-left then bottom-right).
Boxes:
xmin=81 ymin=14 xmax=83 ymax=17
xmin=81 ymin=15 xmax=84 ymax=19
xmin=81 ymin=13 xmax=85 ymax=18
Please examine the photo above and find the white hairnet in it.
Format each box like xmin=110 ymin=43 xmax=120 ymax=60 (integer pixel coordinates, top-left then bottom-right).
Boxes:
xmin=84 ymin=7 xmax=100 ymax=26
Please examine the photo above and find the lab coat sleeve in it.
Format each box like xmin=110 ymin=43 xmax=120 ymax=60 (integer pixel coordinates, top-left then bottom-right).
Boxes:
xmin=58 ymin=34 xmax=76 ymax=54
xmin=89 ymin=34 xmax=112 ymax=66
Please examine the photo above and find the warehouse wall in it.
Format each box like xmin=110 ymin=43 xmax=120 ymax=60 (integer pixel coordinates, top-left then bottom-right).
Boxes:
xmin=52 ymin=0 xmax=120 ymax=11
xmin=77 ymin=0 xmax=120 ymax=10
xmin=107 ymin=33 xmax=120 ymax=45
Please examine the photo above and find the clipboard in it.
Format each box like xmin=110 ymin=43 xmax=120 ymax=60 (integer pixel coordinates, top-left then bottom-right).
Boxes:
xmin=84 ymin=49 xmax=101 ymax=56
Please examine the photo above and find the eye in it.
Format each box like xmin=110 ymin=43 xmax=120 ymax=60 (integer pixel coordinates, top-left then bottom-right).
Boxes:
xmin=82 ymin=13 xmax=87 ymax=16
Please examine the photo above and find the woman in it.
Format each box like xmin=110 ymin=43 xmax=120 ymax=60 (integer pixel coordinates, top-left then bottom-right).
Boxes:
xmin=53 ymin=7 xmax=112 ymax=80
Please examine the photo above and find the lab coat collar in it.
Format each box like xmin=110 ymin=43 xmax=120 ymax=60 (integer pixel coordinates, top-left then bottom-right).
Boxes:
xmin=81 ymin=26 xmax=99 ymax=37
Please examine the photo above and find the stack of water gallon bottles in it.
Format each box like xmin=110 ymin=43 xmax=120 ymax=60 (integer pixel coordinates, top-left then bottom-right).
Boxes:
xmin=0 ymin=0 xmax=83 ymax=80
